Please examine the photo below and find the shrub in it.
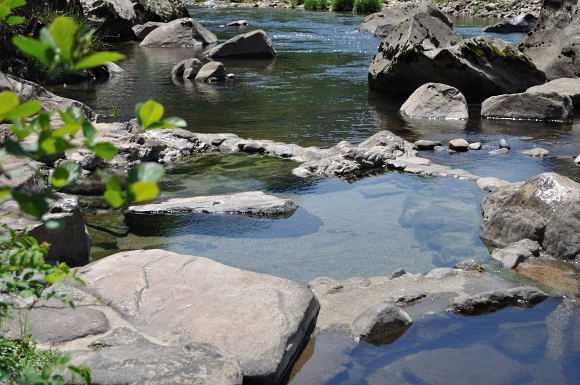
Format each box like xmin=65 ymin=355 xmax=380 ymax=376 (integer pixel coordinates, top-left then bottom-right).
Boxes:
xmin=353 ymin=0 xmax=381 ymax=14
xmin=304 ymin=0 xmax=328 ymax=10
xmin=332 ymin=0 xmax=354 ymax=11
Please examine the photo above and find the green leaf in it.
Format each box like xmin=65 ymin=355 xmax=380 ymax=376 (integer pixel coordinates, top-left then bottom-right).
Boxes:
xmin=128 ymin=181 xmax=159 ymax=203
xmin=0 ymin=5 xmax=9 ymax=20
xmin=6 ymin=15 xmax=24 ymax=25
xmin=82 ymin=121 xmax=97 ymax=145
xmin=4 ymin=100 xmax=42 ymax=120
xmin=89 ymin=142 xmax=117 ymax=159
xmin=73 ymin=51 xmax=125 ymax=70
xmin=5 ymin=0 xmax=26 ymax=8
xmin=103 ymin=176 xmax=124 ymax=208
xmin=127 ymin=162 xmax=164 ymax=184
xmin=4 ymin=138 xmax=28 ymax=157
xmin=137 ymin=100 xmax=164 ymax=129
xmin=51 ymin=162 xmax=81 ymax=188
xmin=11 ymin=191 xmax=50 ymax=219
xmin=12 ymin=37 xmax=51 ymax=65
xmin=146 ymin=117 xmax=187 ymax=130
xmin=50 ymin=16 xmax=78 ymax=62
xmin=0 ymin=187 xmax=11 ymax=200
xmin=37 ymin=131 xmax=74 ymax=156
xmin=53 ymin=123 xmax=80 ymax=137
xmin=0 ymin=91 xmax=19 ymax=116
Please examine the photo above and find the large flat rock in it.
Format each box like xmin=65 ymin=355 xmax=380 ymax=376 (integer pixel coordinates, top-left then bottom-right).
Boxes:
xmin=76 ymin=250 xmax=320 ymax=384
xmin=126 ymin=191 xmax=298 ymax=218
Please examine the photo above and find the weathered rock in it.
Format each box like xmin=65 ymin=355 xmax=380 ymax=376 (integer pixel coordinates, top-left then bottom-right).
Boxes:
xmin=195 ymin=61 xmax=226 ymax=82
xmin=132 ymin=21 xmax=164 ymax=40
xmin=476 ymin=176 xmax=513 ymax=192
xmin=358 ymin=1 xmax=452 ymax=37
xmin=425 ymin=267 xmax=457 ymax=279
xmin=171 ymin=58 xmax=203 ymax=78
xmin=454 ymin=259 xmax=485 ymax=271
xmin=79 ymin=0 xmax=137 ymax=40
xmin=0 ymin=194 xmax=91 ymax=267
xmin=481 ymin=92 xmax=573 ymax=121
xmin=140 ymin=18 xmax=217 ymax=47
xmin=70 ymin=336 xmax=243 ymax=385
xmin=448 ymin=138 xmax=469 ymax=152
xmin=520 ymin=0 xmax=580 ymax=80
xmin=482 ymin=13 xmax=538 ymax=33
xmin=526 ymin=78 xmax=580 ymax=107
xmin=65 ymin=149 xmax=103 ymax=171
xmin=390 ymin=268 xmax=407 ymax=279
xmin=491 ymin=239 xmax=541 ymax=269
xmin=351 ymin=303 xmax=412 ymax=345
xmin=449 ymin=287 xmax=549 ymax=315
xmin=132 ymin=0 xmax=190 ymax=22
xmin=0 ymin=72 xmax=94 ymax=120
xmin=481 ymin=173 xmax=580 ymax=260
xmin=368 ymin=14 xmax=546 ymax=102
xmin=400 ymin=83 xmax=468 ymax=120
xmin=204 ymin=29 xmax=277 ymax=59
xmin=75 ymin=249 xmax=319 ymax=384
xmin=126 ymin=191 xmax=298 ymax=218
xmin=227 ymin=19 xmax=249 ymax=26
xmin=489 ymin=148 xmax=510 ymax=155
xmin=468 ymin=142 xmax=482 ymax=150
xmin=499 ymin=138 xmax=510 ymax=149
xmin=522 ymin=147 xmax=551 ymax=157
xmin=385 ymin=289 xmax=426 ymax=304
xmin=0 ymin=155 xmax=46 ymax=194
xmin=414 ymin=140 xmax=443 ymax=150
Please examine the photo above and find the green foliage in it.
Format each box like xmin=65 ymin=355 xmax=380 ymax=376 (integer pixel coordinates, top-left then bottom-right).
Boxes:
xmin=331 ymin=0 xmax=353 ymax=11
xmin=0 ymin=0 xmax=25 ymax=25
xmin=135 ymin=100 xmax=186 ymax=130
xmin=304 ymin=0 xmax=328 ymax=10
xmin=352 ymin=0 xmax=381 ymax=13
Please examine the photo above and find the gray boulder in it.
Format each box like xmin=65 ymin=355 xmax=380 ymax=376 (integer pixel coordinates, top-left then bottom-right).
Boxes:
xmin=481 ymin=172 xmax=580 ymax=260
xmin=132 ymin=0 xmax=190 ymax=22
xmin=368 ymin=14 xmax=546 ymax=102
xmin=520 ymin=0 xmax=580 ymax=80
xmin=414 ymin=140 xmax=442 ymax=150
xmin=75 ymin=249 xmax=319 ymax=384
xmin=126 ymin=191 xmax=298 ymax=218
xmin=526 ymin=78 xmax=580 ymax=108
xmin=351 ymin=303 xmax=412 ymax=345
xmin=481 ymin=92 xmax=573 ymax=121
xmin=79 ymin=0 xmax=137 ymax=40
xmin=195 ymin=61 xmax=226 ymax=82
xmin=491 ymin=239 xmax=541 ymax=269
xmin=204 ymin=30 xmax=277 ymax=59
xmin=171 ymin=58 xmax=203 ymax=78
xmin=449 ymin=287 xmax=549 ymax=315
xmin=132 ymin=21 xmax=164 ymax=40
xmin=140 ymin=18 xmax=217 ymax=47
xmin=358 ymin=1 xmax=452 ymax=37
xmin=448 ymin=138 xmax=469 ymax=152
xmin=476 ymin=176 xmax=513 ymax=192
xmin=400 ymin=82 xmax=468 ymax=120
xmin=482 ymin=13 xmax=538 ymax=33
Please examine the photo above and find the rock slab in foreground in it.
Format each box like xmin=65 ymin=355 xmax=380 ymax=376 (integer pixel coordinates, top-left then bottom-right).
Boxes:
xmin=77 ymin=249 xmax=320 ymax=384
xmin=204 ymin=29 xmax=276 ymax=59
xmin=481 ymin=92 xmax=573 ymax=121
xmin=400 ymin=82 xmax=468 ymax=120
xmin=126 ymin=191 xmax=298 ymax=218
xmin=526 ymin=78 xmax=580 ymax=108
xmin=481 ymin=172 xmax=580 ymax=260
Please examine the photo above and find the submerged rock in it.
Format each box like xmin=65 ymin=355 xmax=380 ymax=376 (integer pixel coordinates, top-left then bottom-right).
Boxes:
xmin=449 ymin=287 xmax=549 ymax=315
xmin=140 ymin=18 xmax=217 ymax=47
xmin=204 ymin=30 xmax=277 ymax=59
xmin=520 ymin=0 xmax=580 ymax=80
xmin=368 ymin=14 xmax=546 ymax=102
xmin=522 ymin=147 xmax=551 ymax=157
xmin=482 ymin=13 xmax=538 ymax=33
xmin=481 ymin=92 xmax=573 ymax=121
xmin=171 ymin=58 xmax=204 ymax=79
xmin=358 ymin=1 xmax=452 ymax=37
xmin=227 ymin=19 xmax=249 ymax=26
xmin=400 ymin=83 xmax=468 ymax=120
xmin=351 ymin=303 xmax=412 ymax=345
xmin=126 ymin=191 xmax=298 ymax=218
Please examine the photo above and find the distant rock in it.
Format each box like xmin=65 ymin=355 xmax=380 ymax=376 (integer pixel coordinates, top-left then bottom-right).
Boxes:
xmin=171 ymin=58 xmax=203 ymax=79
xmin=195 ymin=61 xmax=226 ymax=82
xmin=79 ymin=0 xmax=137 ymax=40
xmin=140 ymin=18 xmax=217 ymax=47
xmin=204 ymin=30 xmax=276 ymax=59
xmin=489 ymin=148 xmax=509 ymax=155
xmin=522 ymin=147 xmax=550 ymax=157
xmin=400 ymin=83 xmax=468 ymax=120
xmin=520 ymin=0 xmax=580 ymax=80
xmin=526 ymin=78 xmax=580 ymax=108
xmin=227 ymin=19 xmax=249 ymax=26
xmin=132 ymin=21 xmax=164 ymax=40
xmin=448 ymin=138 xmax=469 ymax=152
xmin=476 ymin=176 xmax=513 ymax=192
xmin=368 ymin=14 xmax=546 ymax=102
xmin=482 ymin=13 xmax=537 ymax=33
xmin=351 ymin=303 xmax=412 ymax=345
xmin=126 ymin=191 xmax=298 ymax=218
xmin=499 ymin=139 xmax=510 ymax=149
xmin=469 ymin=142 xmax=482 ymax=150
xmin=414 ymin=140 xmax=443 ymax=150
xmin=481 ymin=92 xmax=573 ymax=121
xmin=449 ymin=287 xmax=548 ymax=315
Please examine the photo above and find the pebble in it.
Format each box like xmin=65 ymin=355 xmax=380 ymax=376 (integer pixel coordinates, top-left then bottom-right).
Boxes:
xmin=499 ymin=139 xmax=510 ymax=149
xmin=468 ymin=142 xmax=482 ymax=150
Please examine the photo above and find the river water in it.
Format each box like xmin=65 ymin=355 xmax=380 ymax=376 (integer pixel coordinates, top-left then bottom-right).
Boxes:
xmin=54 ymin=8 xmax=579 ymax=385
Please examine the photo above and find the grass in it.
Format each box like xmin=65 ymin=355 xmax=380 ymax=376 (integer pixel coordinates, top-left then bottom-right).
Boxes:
xmin=353 ymin=0 xmax=381 ymax=13
xmin=304 ymin=0 xmax=328 ymax=10
xmin=332 ymin=0 xmax=354 ymax=11
xmin=0 ymin=337 xmax=63 ymax=377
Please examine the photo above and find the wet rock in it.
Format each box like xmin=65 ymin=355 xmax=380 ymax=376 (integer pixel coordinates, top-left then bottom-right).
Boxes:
xmin=195 ymin=61 xmax=226 ymax=82
xmin=522 ymin=147 xmax=550 ymax=157
xmin=526 ymin=78 xmax=580 ymax=108
xmin=70 ymin=339 xmax=242 ymax=385
xmin=390 ymin=268 xmax=407 ymax=279
xmin=171 ymin=58 xmax=203 ymax=78
xmin=468 ymin=142 xmax=482 ymax=150
xmin=481 ymin=92 xmax=573 ymax=121
xmin=449 ymin=287 xmax=549 ymax=315
xmin=76 ymin=249 xmax=319 ymax=384
xmin=368 ymin=14 xmax=545 ymax=102
xmin=0 ymin=71 xmax=94 ymax=120
xmin=132 ymin=21 xmax=164 ymax=40
xmin=227 ymin=19 xmax=249 ymax=26
xmin=351 ymin=303 xmax=412 ymax=345
xmin=491 ymin=239 xmax=541 ymax=269
xmin=79 ymin=0 xmax=137 ymax=40
xmin=401 ymin=83 xmax=468 ymax=120
xmin=448 ymin=138 xmax=469 ymax=152
xmin=414 ymin=140 xmax=443 ymax=150
xmin=480 ymin=172 xmax=580 ymax=260
xmin=499 ymin=139 xmax=510 ymax=149
xmin=358 ymin=2 xmax=452 ymax=37
xmin=520 ymin=0 xmax=580 ymax=80
xmin=386 ymin=159 xmax=406 ymax=170
xmin=476 ymin=176 xmax=513 ymax=192
xmin=140 ymin=18 xmax=217 ymax=47
xmin=482 ymin=13 xmax=538 ymax=33
xmin=126 ymin=191 xmax=298 ymax=219
xmin=575 ymin=154 xmax=580 ymax=166
xmin=0 ymin=194 xmax=91 ymax=267
xmin=489 ymin=148 xmax=510 ymax=155
xmin=454 ymin=259 xmax=485 ymax=272
xmin=204 ymin=30 xmax=276 ymax=59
